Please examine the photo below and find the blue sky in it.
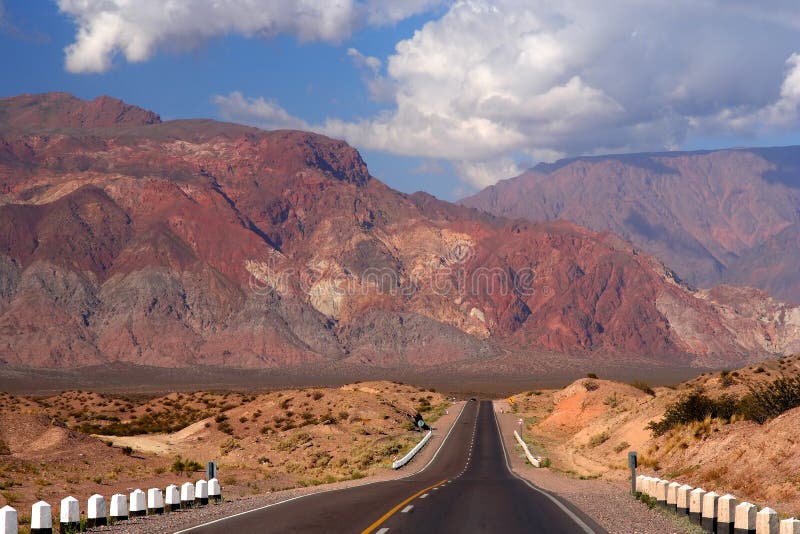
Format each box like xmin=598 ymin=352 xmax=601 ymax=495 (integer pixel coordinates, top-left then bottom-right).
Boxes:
xmin=3 ymin=1 xmax=800 ymax=200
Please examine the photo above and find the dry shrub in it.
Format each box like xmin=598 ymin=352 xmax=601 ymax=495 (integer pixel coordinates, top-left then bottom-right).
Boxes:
xmin=588 ymin=431 xmax=610 ymax=448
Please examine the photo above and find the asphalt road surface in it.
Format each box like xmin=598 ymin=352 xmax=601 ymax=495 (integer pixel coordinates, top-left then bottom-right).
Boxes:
xmin=179 ymin=400 xmax=605 ymax=534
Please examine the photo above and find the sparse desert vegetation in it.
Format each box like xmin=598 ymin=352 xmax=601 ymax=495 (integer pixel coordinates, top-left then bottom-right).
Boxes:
xmin=506 ymin=354 xmax=800 ymax=516
xmin=0 ymin=381 xmax=450 ymax=515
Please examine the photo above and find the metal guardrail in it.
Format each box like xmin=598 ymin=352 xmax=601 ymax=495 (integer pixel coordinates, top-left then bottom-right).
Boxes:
xmin=392 ymin=430 xmax=432 ymax=469
xmin=513 ymin=430 xmax=541 ymax=467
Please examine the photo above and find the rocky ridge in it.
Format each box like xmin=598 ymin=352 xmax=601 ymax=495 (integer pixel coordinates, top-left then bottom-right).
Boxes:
xmin=1 ymin=93 xmax=799 ymax=370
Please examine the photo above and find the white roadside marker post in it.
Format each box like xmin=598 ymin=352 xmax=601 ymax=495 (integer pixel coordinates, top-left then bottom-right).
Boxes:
xmin=195 ymin=480 xmax=209 ymax=506
xmin=87 ymin=494 xmax=107 ymax=528
xmin=701 ymin=491 xmax=719 ymax=533
xmin=757 ymin=508 xmax=779 ymax=534
xmin=781 ymin=518 xmax=800 ymax=534
xmin=690 ymin=488 xmax=707 ymax=526
xmin=209 ymin=478 xmax=222 ymax=503
xmin=667 ymin=482 xmax=681 ymax=513
xmin=59 ymin=496 xmax=79 ymax=533
xmin=781 ymin=517 xmax=800 ymax=534
xmin=717 ymin=494 xmax=737 ymax=534
xmin=30 ymin=501 xmax=52 ymax=534
xmin=165 ymin=485 xmax=181 ymax=512
xmin=147 ymin=488 xmax=165 ymax=515
xmin=734 ymin=501 xmax=757 ymax=534
xmin=129 ymin=489 xmax=146 ymax=517
xmin=110 ymin=494 xmax=128 ymax=523
xmin=655 ymin=480 xmax=669 ymax=508
xmin=677 ymin=485 xmax=693 ymax=516
xmin=0 ymin=505 xmax=17 ymax=534
xmin=180 ymin=482 xmax=195 ymax=510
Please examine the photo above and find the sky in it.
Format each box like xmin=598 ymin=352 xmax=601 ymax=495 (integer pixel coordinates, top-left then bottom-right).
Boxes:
xmin=3 ymin=1 xmax=800 ymax=200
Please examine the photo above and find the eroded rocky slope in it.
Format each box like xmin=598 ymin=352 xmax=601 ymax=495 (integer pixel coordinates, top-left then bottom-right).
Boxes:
xmin=1 ymin=93 xmax=799 ymax=370
xmin=462 ymin=149 xmax=800 ymax=302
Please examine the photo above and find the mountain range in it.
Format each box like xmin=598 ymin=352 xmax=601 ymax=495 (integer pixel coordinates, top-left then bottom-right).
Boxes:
xmin=1 ymin=92 xmax=799 ymax=373
xmin=462 ymin=148 xmax=800 ymax=303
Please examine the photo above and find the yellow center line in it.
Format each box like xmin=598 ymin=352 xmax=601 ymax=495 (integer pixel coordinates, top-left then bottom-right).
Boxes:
xmin=360 ymin=478 xmax=448 ymax=534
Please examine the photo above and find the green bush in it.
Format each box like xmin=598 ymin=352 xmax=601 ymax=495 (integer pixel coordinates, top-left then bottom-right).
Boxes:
xmin=583 ymin=380 xmax=599 ymax=391
xmin=74 ymin=408 xmax=210 ymax=436
xmin=739 ymin=376 xmax=800 ymax=424
xmin=647 ymin=391 xmax=738 ymax=436
xmin=170 ymin=456 xmax=203 ymax=475
xmin=634 ymin=491 xmax=658 ymax=508
xmin=629 ymin=380 xmax=655 ymax=396
xmin=217 ymin=420 xmax=234 ymax=435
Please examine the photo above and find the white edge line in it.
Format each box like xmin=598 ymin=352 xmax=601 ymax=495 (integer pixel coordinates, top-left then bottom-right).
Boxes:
xmin=174 ymin=401 xmax=470 ymax=533
xmin=491 ymin=404 xmax=597 ymax=534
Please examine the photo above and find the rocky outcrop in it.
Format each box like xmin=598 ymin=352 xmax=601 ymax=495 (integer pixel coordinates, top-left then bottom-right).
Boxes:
xmin=0 ymin=92 xmax=161 ymax=129
xmin=1 ymin=93 xmax=799 ymax=369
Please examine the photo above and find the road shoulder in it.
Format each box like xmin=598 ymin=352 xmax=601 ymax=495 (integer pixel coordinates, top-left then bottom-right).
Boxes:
xmin=493 ymin=401 xmax=699 ymax=534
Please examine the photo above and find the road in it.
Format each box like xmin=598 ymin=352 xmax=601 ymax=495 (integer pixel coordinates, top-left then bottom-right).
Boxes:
xmin=179 ymin=400 xmax=605 ymax=534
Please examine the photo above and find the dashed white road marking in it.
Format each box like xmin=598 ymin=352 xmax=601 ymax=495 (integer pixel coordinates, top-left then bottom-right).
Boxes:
xmin=401 ymin=505 xmax=414 ymax=513
xmin=376 ymin=529 xmax=389 ymax=534
xmin=420 ymin=493 xmax=429 ymax=499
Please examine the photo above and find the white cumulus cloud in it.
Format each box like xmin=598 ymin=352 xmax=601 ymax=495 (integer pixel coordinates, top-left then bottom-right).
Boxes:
xmin=57 ymin=0 xmax=446 ymax=73
xmin=347 ymin=48 xmax=395 ymax=102
xmin=214 ymin=92 xmax=310 ymax=131
xmin=209 ymin=0 xmax=800 ymax=188
xmin=455 ymin=159 xmax=525 ymax=189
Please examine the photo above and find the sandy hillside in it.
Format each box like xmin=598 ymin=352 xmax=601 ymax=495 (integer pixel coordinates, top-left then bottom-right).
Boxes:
xmin=509 ymin=355 xmax=800 ymax=515
xmin=0 ymin=381 xmax=450 ymax=518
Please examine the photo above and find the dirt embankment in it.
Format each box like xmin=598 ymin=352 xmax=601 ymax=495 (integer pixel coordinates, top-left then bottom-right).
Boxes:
xmin=0 ymin=382 xmax=452 ymax=516
xmin=508 ymin=354 xmax=800 ymax=517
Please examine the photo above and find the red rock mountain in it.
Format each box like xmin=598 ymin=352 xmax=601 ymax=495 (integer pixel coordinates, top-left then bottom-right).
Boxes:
xmin=1 ymin=93 xmax=799 ymax=371
xmin=0 ymin=92 xmax=161 ymax=129
xmin=461 ymin=150 xmax=800 ymax=303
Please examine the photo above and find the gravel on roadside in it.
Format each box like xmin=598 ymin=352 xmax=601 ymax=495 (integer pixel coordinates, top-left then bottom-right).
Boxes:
xmin=494 ymin=402 xmax=703 ymax=534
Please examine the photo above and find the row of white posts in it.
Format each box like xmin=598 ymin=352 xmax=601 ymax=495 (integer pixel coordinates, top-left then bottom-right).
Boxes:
xmin=636 ymin=475 xmax=800 ymax=534
xmin=0 ymin=479 xmax=221 ymax=533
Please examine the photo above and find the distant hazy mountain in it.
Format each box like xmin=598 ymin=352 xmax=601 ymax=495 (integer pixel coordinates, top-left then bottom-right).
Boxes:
xmin=1 ymin=93 xmax=799 ymax=371
xmin=461 ymin=147 xmax=800 ymax=303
